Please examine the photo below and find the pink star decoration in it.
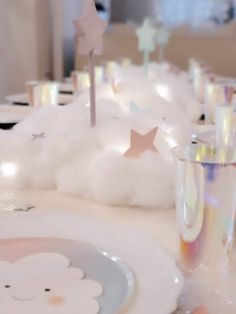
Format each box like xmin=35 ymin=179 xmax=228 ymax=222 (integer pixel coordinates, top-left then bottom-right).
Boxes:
xmin=124 ymin=127 xmax=159 ymax=158
xmin=74 ymin=0 xmax=107 ymax=55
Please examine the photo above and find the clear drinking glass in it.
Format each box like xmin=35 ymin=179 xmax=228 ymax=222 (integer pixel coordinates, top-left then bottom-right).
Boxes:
xmin=174 ymin=144 xmax=236 ymax=272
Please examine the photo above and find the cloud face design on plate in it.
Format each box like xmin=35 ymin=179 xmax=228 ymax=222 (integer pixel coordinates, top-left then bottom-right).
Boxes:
xmin=0 ymin=253 xmax=103 ymax=314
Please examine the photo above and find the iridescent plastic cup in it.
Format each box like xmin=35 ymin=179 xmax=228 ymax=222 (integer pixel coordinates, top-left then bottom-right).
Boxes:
xmin=26 ymin=81 xmax=37 ymax=106
xmin=33 ymin=82 xmax=59 ymax=107
xmin=174 ymin=144 xmax=236 ymax=272
xmin=72 ymin=71 xmax=90 ymax=95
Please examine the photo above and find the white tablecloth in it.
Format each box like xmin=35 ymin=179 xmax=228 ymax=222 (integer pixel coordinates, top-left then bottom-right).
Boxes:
xmin=0 ymin=188 xmax=178 ymax=255
xmin=0 ymin=188 xmax=180 ymax=313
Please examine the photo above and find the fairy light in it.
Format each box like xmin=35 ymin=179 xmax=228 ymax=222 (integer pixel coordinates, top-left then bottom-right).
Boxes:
xmin=165 ymin=136 xmax=177 ymax=148
xmin=1 ymin=162 xmax=17 ymax=178
xmin=155 ymin=84 xmax=171 ymax=101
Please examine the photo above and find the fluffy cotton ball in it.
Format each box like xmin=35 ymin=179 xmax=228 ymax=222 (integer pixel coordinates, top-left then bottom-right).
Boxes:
xmin=88 ymin=151 xmax=174 ymax=209
xmin=0 ymin=63 xmax=198 ymax=209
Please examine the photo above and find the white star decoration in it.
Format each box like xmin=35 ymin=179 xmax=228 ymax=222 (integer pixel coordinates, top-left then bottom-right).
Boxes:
xmin=156 ymin=27 xmax=171 ymax=46
xmin=136 ymin=19 xmax=157 ymax=53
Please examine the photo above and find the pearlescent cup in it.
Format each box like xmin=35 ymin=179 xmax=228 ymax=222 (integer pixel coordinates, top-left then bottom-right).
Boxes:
xmin=215 ymin=104 xmax=233 ymax=147
xmin=204 ymin=82 xmax=224 ymax=125
xmin=72 ymin=71 xmax=90 ymax=95
xmin=120 ymin=58 xmax=131 ymax=67
xmin=26 ymin=81 xmax=38 ymax=106
xmin=33 ymin=81 xmax=59 ymax=107
xmin=104 ymin=61 xmax=119 ymax=81
xmin=174 ymin=144 xmax=236 ymax=272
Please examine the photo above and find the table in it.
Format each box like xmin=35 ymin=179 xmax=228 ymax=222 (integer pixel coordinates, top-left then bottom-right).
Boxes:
xmin=0 ymin=187 xmax=181 ymax=314
xmin=0 ymin=188 xmax=178 ymax=256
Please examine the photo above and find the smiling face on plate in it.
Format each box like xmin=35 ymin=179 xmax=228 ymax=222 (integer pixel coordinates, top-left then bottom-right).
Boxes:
xmin=0 ymin=253 xmax=103 ymax=314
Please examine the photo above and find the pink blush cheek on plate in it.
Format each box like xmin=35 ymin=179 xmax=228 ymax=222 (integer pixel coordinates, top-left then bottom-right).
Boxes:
xmin=192 ymin=306 xmax=209 ymax=314
xmin=47 ymin=295 xmax=65 ymax=306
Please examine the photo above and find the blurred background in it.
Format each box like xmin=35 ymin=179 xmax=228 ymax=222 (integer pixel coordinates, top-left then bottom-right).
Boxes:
xmin=0 ymin=0 xmax=236 ymax=101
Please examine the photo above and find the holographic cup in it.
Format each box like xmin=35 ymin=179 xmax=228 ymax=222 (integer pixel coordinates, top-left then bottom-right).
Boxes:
xmin=95 ymin=66 xmax=105 ymax=83
xmin=26 ymin=81 xmax=38 ymax=106
xmin=193 ymin=67 xmax=206 ymax=103
xmin=204 ymin=82 xmax=224 ymax=125
xmin=120 ymin=58 xmax=131 ymax=68
xmin=72 ymin=71 xmax=90 ymax=95
xmin=104 ymin=61 xmax=119 ymax=82
xmin=174 ymin=144 xmax=236 ymax=272
xmin=33 ymin=82 xmax=59 ymax=107
xmin=189 ymin=59 xmax=199 ymax=82
xmin=215 ymin=104 xmax=233 ymax=147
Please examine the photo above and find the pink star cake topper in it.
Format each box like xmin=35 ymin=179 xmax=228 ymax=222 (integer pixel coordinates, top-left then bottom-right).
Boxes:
xmin=73 ymin=0 xmax=107 ymax=127
xmin=74 ymin=0 xmax=107 ymax=55
xmin=124 ymin=127 xmax=159 ymax=158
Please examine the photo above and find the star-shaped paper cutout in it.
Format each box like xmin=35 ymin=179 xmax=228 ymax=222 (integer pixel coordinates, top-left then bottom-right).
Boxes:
xmin=136 ymin=19 xmax=157 ymax=53
xmin=32 ymin=132 xmax=45 ymax=141
xmin=156 ymin=27 xmax=171 ymax=46
xmin=74 ymin=0 xmax=107 ymax=55
xmin=129 ymin=101 xmax=149 ymax=113
xmin=124 ymin=127 xmax=159 ymax=158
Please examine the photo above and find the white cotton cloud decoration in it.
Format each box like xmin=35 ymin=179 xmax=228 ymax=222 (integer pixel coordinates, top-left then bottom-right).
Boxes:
xmin=0 ymin=97 xmax=188 ymax=209
xmin=108 ymin=62 xmax=202 ymax=122
xmin=0 ymin=63 xmax=200 ymax=209
xmin=0 ymin=253 xmax=103 ymax=314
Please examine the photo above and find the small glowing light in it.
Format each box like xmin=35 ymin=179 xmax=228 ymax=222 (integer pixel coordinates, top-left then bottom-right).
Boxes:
xmin=1 ymin=162 xmax=17 ymax=177
xmin=101 ymin=251 xmax=109 ymax=257
xmin=105 ymin=144 xmax=128 ymax=154
xmin=114 ymin=145 xmax=128 ymax=154
xmin=166 ymin=136 xmax=178 ymax=148
xmin=155 ymin=84 xmax=171 ymax=101
xmin=85 ymin=102 xmax=90 ymax=108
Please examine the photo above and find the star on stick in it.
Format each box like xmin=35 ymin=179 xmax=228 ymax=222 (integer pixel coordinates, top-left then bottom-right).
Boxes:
xmin=156 ymin=27 xmax=171 ymax=62
xmin=124 ymin=127 xmax=159 ymax=158
xmin=74 ymin=0 xmax=107 ymax=127
xmin=136 ymin=19 xmax=157 ymax=76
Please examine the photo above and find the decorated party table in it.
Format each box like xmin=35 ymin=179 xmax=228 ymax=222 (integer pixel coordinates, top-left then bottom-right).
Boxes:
xmin=1 ymin=1 xmax=236 ymax=313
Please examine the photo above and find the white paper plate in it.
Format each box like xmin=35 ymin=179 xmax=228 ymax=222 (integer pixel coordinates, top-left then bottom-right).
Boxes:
xmin=0 ymin=105 xmax=32 ymax=124
xmin=59 ymin=83 xmax=73 ymax=94
xmin=0 ymin=237 xmax=134 ymax=314
xmin=6 ymin=93 xmax=74 ymax=106
xmin=0 ymin=211 xmax=183 ymax=314
xmin=192 ymin=125 xmax=215 ymax=144
xmin=196 ymin=129 xmax=216 ymax=144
